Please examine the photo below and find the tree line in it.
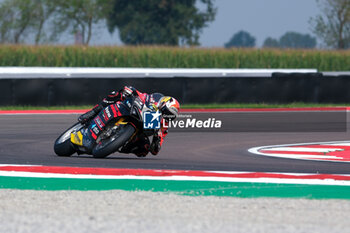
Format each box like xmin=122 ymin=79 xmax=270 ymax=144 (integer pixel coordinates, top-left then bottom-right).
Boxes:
xmin=0 ymin=0 xmax=216 ymax=46
xmin=0 ymin=0 xmax=348 ymax=49
xmin=224 ymin=31 xmax=317 ymax=49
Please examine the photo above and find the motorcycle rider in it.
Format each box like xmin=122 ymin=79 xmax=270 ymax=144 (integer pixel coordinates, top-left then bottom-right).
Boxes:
xmin=77 ymin=86 xmax=180 ymax=157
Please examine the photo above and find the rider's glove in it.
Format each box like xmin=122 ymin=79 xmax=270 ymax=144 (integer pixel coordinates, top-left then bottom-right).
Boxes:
xmin=78 ymin=110 xmax=96 ymax=124
xmin=78 ymin=105 xmax=103 ymax=124
xmin=122 ymin=86 xmax=135 ymax=98
xmin=150 ymin=135 xmax=161 ymax=155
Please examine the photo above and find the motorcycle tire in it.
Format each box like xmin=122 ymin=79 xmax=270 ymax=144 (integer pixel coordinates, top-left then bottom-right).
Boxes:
xmin=54 ymin=122 xmax=83 ymax=157
xmin=92 ymin=124 xmax=135 ymax=158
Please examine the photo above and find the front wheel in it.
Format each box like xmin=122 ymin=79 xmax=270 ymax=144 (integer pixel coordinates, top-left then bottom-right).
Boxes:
xmin=92 ymin=124 xmax=135 ymax=158
xmin=54 ymin=123 xmax=83 ymax=157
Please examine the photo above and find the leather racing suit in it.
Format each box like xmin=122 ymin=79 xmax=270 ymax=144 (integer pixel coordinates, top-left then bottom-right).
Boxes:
xmin=78 ymin=86 xmax=168 ymax=157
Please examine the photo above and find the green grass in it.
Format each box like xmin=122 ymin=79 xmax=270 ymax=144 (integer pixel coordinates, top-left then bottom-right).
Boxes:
xmin=181 ymin=103 xmax=350 ymax=109
xmin=0 ymin=106 xmax=92 ymax=110
xmin=0 ymin=103 xmax=349 ymax=110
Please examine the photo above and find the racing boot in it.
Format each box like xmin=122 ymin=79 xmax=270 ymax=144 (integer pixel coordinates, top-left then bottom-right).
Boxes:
xmin=120 ymin=134 xmax=150 ymax=157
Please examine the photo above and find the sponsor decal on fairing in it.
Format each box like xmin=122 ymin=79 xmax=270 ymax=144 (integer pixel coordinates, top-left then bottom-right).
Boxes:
xmin=105 ymin=107 xmax=112 ymax=118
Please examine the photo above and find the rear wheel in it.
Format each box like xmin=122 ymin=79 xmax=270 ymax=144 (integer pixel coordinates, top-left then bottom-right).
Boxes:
xmin=54 ymin=123 xmax=83 ymax=157
xmin=92 ymin=124 xmax=135 ymax=158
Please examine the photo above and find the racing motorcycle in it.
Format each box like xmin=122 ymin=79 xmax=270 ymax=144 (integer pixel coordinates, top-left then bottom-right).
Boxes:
xmin=54 ymin=96 xmax=158 ymax=158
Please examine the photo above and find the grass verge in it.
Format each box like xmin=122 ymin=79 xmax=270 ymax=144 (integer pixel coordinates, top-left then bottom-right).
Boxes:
xmin=0 ymin=103 xmax=349 ymax=110
xmin=181 ymin=103 xmax=350 ymax=109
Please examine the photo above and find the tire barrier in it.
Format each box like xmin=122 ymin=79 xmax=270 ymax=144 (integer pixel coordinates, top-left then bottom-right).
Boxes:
xmin=0 ymin=73 xmax=349 ymax=106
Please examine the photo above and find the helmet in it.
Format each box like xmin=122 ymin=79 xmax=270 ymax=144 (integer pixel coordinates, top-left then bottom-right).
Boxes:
xmin=158 ymin=96 xmax=180 ymax=120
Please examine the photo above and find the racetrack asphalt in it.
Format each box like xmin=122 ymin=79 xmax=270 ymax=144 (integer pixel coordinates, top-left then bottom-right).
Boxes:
xmin=1 ymin=114 xmax=350 ymax=174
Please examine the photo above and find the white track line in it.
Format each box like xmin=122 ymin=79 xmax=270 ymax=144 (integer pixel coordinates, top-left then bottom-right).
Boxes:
xmin=259 ymin=154 xmax=342 ymax=159
xmin=0 ymin=171 xmax=350 ymax=186
xmin=248 ymin=140 xmax=350 ymax=163
xmin=261 ymin=147 xmax=342 ymax=152
xmin=324 ymin=143 xmax=350 ymax=146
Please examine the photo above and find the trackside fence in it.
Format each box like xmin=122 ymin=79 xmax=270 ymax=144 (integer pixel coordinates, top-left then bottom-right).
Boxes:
xmin=0 ymin=68 xmax=349 ymax=106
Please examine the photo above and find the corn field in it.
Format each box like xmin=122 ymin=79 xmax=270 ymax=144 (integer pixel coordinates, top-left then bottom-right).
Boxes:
xmin=0 ymin=45 xmax=349 ymax=71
